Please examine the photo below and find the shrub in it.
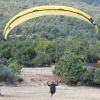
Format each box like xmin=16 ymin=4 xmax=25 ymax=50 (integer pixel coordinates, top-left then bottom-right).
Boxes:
xmin=8 ymin=61 xmax=23 ymax=74
xmin=0 ymin=64 xmax=16 ymax=86
xmin=17 ymin=77 xmax=24 ymax=82
xmin=93 ymin=68 xmax=100 ymax=85
xmin=81 ymin=68 xmax=94 ymax=86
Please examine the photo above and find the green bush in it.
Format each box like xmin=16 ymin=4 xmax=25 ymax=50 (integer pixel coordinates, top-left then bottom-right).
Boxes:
xmin=93 ymin=68 xmax=100 ymax=85
xmin=8 ymin=61 xmax=23 ymax=74
xmin=53 ymin=50 xmax=86 ymax=85
xmin=81 ymin=68 xmax=94 ymax=86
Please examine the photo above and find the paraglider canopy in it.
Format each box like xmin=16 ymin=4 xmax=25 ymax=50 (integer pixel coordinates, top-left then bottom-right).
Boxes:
xmin=3 ymin=5 xmax=98 ymax=40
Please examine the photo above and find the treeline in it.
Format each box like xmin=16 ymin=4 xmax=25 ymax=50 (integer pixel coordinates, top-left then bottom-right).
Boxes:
xmin=53 ymin=36 xmax=100 ymax=86
xmin=1 ymin=31 xmax=100 ymax=67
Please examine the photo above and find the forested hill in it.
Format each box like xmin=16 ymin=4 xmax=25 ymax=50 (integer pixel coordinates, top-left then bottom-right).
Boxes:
xmin=0 ymin=0 xmax=100 ymax=38
xmin=0 ymin=0 xmax=100 ymax=67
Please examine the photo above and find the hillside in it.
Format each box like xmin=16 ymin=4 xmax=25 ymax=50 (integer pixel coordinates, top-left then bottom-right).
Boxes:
xmin=0 ymin=0 xmax=100 ymax=67
xmin=0 ymin=0 xmax=100 ymax=34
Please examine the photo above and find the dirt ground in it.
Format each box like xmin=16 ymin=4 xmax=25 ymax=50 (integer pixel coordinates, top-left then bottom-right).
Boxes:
xmin=0 ymin=67 xmax=100 ymax=100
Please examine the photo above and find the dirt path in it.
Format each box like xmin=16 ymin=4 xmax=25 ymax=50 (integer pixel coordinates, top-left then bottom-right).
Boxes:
xmin=0 ymin=85 xmax=100 ymax=100
xmin=0 ymin=66 xmax=100 ymax=100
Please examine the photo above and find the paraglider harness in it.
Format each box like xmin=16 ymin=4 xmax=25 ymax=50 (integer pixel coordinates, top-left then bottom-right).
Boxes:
xmin=47 ymin=81 xmax=58 ymax=97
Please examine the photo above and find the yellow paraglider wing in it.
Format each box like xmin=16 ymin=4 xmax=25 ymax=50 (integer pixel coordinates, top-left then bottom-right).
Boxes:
xmin=4 ymin=5 xmax=98 ymax=40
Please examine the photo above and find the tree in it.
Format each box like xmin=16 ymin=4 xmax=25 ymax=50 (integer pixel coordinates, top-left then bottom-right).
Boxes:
xmin=53 ymin=50 xmax=86 ymax=85
xmin=35 ymin=40 xmax=53 ymax=52
xmin=23 ymin=48 xmax=37 ymax=59
xmin=1 ymin=47 xmax=12 ymax=59
xmin=33 ymin=52 xmax=52 ymax=67
xmin=14 ymin=47 xmax=37 ymax=67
